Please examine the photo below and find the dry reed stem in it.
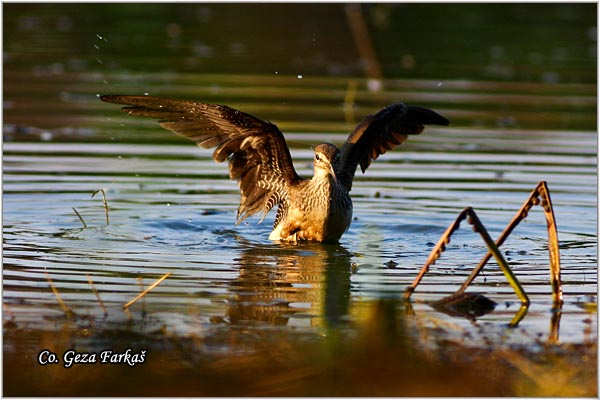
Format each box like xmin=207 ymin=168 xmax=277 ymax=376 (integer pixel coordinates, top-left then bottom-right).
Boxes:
xmin=91 ymin=188 xmax=109 ymax=225
xmin=45 ymin=272 xmax=74 ymax=318
xmin=123 ymin=272 xmax=172 ymax=309
xmin=72 ymin=207 xmax=87 ymax=228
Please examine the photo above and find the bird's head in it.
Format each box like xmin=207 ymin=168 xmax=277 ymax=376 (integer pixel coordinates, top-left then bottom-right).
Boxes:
xmin=313 ymin=143 xmax=340 ymax=183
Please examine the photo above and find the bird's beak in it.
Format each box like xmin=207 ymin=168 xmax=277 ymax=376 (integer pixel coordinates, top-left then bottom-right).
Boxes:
xmin=328 ymin=162 xmax=338 ymax=183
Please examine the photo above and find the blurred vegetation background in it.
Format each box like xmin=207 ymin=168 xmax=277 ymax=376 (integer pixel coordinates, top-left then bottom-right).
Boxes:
xmin=4 ymin=3 xmax=596 ymax=82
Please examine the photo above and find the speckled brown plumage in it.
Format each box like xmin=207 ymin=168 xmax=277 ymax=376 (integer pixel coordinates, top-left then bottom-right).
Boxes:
xmin=101 ymin=94 xmax=449 ymax=243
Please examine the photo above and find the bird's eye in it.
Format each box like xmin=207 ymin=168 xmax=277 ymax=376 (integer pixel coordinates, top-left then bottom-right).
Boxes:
xmin=315 ymin=153 xmax=321 ymax=161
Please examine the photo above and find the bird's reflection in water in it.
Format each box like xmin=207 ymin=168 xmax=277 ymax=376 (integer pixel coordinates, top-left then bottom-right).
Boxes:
xmin=227 ymin=243 xmax=353 ymax=328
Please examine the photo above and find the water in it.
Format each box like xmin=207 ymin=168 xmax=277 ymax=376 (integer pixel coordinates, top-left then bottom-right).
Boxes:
xmin=3 ymin=3 xmax=597 ymax=396
xmin=4 ymin=81 xmax=596 ymax=342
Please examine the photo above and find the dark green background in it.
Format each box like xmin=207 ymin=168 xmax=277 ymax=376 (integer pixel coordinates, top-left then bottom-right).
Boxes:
xmin=4 ymin=3 xmax=596 ymax=82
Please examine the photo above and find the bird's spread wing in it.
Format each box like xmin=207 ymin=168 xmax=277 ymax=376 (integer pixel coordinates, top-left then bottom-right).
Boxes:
xmin=337 ymin=103 xmax=449 ymax=191
xmin=100 ymin=95 xmax=300 ymax=223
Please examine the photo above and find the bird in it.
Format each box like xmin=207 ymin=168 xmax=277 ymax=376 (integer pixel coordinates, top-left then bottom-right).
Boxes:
xmin=100 ymin=94 xmax=449 ymax=243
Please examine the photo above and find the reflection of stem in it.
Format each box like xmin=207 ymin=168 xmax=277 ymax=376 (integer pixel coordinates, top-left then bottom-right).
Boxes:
xmin=345 ymin=3 xmax=383 ymax=88
xmin=509 ymin=305 xmax=529 ymax=327
xmin=548 ymin=306 xmax=562 ymax=343
xmin=343 ymin=79 xmax=358 ymax=125
xmin=137 ymin=276 xmax=145 ymax=314
xmin=403 ymin=300 xmax=415 ymax=318
xmin=91 ymin=188 xmax=109 ymax=225
xmin=86 ymin=274 xmax=107 ymax=317
xmin=46 ymin=272 xmax=74 ymax=318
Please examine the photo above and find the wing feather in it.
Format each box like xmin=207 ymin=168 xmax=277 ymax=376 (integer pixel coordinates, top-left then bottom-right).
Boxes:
xmin=338 ymin=103 xmax=449 ymax=191
xmin=101 ymin=94 xmax=300 ymax=223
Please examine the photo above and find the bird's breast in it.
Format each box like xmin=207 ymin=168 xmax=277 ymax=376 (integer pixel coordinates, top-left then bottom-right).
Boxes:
xmin=272 ymin=179 xmax=352 ymax=243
